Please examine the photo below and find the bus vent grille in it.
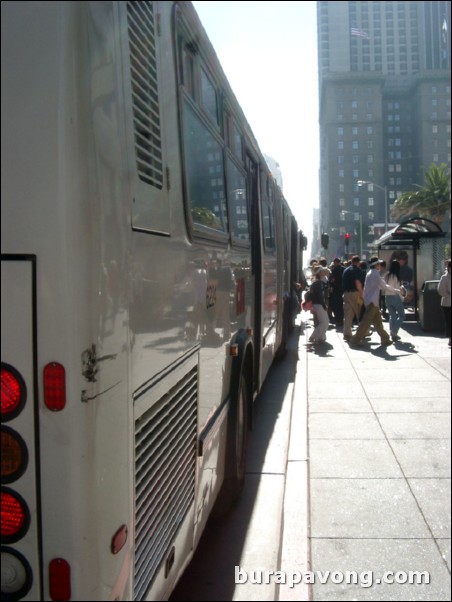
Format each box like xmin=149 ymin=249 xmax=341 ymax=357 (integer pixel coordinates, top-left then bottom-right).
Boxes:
xmin=127 ymin=1 xmax=163 ymax=190
xmin=134 ymin=366 xmax=198 ymax=600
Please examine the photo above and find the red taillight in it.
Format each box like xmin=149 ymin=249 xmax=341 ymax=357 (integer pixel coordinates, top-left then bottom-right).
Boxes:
xmin=1 ymin=488 xmax=30 ymax=542
xmin=1 ymin=364 xmax=27 ymax=421
xmin=44 ymin=363 xmax=66 ymax=411
xmin=49 ymin=558 xmax=71 ymax=601
xmin=1 ymin=427 xmax=28 ymax=483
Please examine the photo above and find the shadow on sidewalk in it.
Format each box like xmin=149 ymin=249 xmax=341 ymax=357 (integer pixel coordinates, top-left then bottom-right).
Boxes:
xmin=305 ymin=341 xmax=334 ymax=357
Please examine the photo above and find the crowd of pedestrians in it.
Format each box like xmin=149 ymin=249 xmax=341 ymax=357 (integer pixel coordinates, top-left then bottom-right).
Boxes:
xmin=298 ymin=255 xmax=451 ymax=348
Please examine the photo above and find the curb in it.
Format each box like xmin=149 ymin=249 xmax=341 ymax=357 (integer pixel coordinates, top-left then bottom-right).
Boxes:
xmin=278 ymin=320 xmax=312 ymax=601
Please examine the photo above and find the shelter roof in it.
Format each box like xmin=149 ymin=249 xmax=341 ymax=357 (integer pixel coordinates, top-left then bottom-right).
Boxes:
xmin=376 ymin=217 xmax=445 ymax=247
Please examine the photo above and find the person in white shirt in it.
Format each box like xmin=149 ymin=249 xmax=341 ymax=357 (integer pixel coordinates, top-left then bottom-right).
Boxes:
xmin=437 ymin=259 xmax=451 ymax=347
xmin=349 ymin=256 xmax=404 ymax=347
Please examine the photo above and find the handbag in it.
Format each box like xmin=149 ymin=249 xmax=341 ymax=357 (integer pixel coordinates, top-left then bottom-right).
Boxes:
xmin=302 ymin=289 xmax=313 ymax=311
xmin=302 ymin=299 xmax=313 ymax=311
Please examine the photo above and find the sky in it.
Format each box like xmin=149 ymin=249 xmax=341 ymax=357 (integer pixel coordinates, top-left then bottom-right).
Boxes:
xmin=192 ymin=1 xmax=320 ymax=244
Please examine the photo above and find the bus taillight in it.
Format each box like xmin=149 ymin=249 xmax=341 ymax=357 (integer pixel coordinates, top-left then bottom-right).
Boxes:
xmin=44 ymin=363 xmax=66 ymax=411
xmin=1 ymin=488 xmax=30 ymax=543
xmin=49 ymin=558 xmax=71 ymax=601
xmin=1 ymin=364 xmax=27 ymax=422
xmin=1 ymin=427 xmax=28 ymax=484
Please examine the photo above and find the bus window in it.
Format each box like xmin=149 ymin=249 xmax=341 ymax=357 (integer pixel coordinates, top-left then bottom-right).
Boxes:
xmin=226 ymin=157 xmax=249 ymax=241
xmin=227 ymin=115 xmax=243 ymax=161
xmin=263 ymin=199 xmax=275 ymax=252
xmin=182 ymin=103 xmax=228 ymax=233
xmin=200 ymin=67 xmax=219 ymax=125
xmin=182 ymin=45 xmax=196 ymax=99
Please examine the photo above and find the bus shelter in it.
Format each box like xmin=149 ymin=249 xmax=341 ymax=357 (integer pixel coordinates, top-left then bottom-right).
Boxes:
xmin=374 ymin=217 xmax=446 ymax=321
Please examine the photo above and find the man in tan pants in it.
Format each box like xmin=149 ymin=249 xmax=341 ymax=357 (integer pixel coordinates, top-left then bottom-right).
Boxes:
xmin=350 ymin=257 xmax=403 ymax=347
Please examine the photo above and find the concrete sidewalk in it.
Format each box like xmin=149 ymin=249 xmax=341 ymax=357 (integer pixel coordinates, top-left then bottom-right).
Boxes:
xmin=279 ymin=316 xmax=451 ymax=601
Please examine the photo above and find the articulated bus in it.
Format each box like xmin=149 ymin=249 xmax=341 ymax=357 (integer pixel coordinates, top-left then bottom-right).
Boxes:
xmin=1 ymin=2 xmax=303 ymax=600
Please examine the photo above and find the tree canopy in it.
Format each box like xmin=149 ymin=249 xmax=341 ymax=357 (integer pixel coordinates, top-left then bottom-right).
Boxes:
xmin=391 ymin=163 xmax=451 ymax=226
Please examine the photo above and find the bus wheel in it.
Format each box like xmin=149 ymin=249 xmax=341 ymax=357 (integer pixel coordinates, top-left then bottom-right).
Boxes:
xmin=214 ymin=373 xmax=249 ymax=515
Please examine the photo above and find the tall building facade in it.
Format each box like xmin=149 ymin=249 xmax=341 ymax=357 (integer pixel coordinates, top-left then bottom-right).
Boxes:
xmin=317 ymin=0 xmax=451 ymax=258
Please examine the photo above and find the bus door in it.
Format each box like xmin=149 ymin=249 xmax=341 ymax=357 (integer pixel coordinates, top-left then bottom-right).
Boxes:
xmin=246 ymin=154 xmax=262 ymax=392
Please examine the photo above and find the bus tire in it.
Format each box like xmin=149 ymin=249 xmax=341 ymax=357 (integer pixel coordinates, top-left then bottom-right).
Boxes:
xmin=214 ymin=372 xmax=249 ymax=516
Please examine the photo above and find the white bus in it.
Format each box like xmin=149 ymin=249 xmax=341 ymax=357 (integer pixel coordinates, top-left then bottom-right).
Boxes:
xmin=1 ymin=2 xmax=303 ymax=600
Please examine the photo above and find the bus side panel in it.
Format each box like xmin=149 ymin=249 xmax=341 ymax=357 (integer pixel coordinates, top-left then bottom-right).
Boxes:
xmin=2 ymin=3 xmax=134 ymax=600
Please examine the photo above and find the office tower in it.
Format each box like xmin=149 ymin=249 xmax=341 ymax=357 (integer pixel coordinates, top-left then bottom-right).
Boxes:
xmin=317 ymin=0 xmax=451 ymax=257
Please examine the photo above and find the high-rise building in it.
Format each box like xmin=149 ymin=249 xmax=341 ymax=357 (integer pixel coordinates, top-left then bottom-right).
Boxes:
xmin=317 ymin=0 xmax=451 ymax=258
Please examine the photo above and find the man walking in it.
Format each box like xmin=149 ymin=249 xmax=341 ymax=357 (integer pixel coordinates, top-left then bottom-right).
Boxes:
xmin=349 ymin=256 xmax=404 ymax=347
xmin=329 ymin=257 xmax=345 ymax=328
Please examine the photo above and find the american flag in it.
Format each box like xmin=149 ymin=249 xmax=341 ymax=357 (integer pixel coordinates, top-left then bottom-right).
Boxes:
xmin=351 ymin=27 xmax=370 ymax=40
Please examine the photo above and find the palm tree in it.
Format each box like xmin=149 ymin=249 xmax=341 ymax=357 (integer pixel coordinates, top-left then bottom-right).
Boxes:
xmin=391 ymin=163 xmax=451 ymax=226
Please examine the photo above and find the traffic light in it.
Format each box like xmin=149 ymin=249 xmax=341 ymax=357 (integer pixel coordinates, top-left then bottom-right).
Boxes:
xmin=321 ymin=232 xmax=329 ymax=249
xmin=344 ymin=232 xmax=351 ymax=251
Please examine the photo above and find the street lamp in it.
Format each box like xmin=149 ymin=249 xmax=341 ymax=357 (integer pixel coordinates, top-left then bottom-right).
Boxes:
xmin=340 ymin=210 xmax=362 ymax=257
xmin=357 ymin=180 xmax=388 ymax=232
